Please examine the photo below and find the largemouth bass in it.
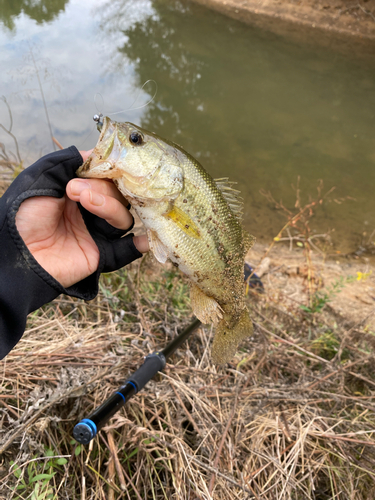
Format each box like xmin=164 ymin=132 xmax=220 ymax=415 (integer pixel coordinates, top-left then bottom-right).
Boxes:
xmin=77 ymin=117 xmax=254 ymax=364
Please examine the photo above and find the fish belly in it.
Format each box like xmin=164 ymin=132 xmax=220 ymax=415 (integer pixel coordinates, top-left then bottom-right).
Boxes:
xmin=134 ymin=204 xmax=227 ymax=297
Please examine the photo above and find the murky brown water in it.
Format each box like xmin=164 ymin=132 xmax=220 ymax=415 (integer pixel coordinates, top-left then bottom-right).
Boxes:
xmin=1 ymin=0 xmax=375 ymax=255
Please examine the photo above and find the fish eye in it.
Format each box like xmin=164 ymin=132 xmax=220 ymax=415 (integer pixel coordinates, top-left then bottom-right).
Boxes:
xmin=129 ymin=131 xmax=143 ymax=145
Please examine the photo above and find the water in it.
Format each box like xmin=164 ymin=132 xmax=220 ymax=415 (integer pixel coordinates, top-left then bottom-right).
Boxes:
xmin=1 ymin=0 xmax=375 ymax=255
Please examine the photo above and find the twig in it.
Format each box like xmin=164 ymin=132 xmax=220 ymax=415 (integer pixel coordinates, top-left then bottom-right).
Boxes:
xmin=120 ymin=464 xmax=144 ymax=500
xmin=334 ymin=306 xmax=375 ymax=362
xmin=106 ymin=430 xmax=127 ymax=491
xmin=52 ymin=137 xmax=64 ymax=150
xmin=208 ymin=389 xmax=239 ymax=495
xmin=310 ymin=432 xmax=375 ymax=447
xmin=171 ymin=384 xmax=202 ymax=437
xmin=0 ymin=96 xmax=22 ymax=166
xmin=307 ymin=357 xmax=372 ymax=390
xmin=28 ymin=44 xmax=55 ymax=151
xmin=253 ymin=320 xmax=329 ymax=365
xmin=107 ymin=454 xmax=115 ymax=500
xmin=357 ymin=2 xmax=375 ymax=21
xmin=0 ymin=399 xmax=19 ymax=418
xmin=337 ymin=3 xmax=375 ymax=22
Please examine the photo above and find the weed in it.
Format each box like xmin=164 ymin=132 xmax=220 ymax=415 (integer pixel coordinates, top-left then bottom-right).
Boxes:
xmin=259 ymin=178 xmax=335 ymax=305
xmin=0 ymin=96 xmax=23 ymax=178
xmin=9 ymin=448 xmax=67 ymax=500
xmin=311 ymin=331 xmax=341 ymax=360
xmin=260 ymin=178 xmax=356 ymax=314
xmin=300 ymin=275 xmax=356 ymax=314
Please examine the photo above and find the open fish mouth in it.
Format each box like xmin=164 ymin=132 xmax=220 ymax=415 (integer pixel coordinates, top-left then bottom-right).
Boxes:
xmin=77 ymin=117 xmax=127 ymax=178
xmin=97 ymin=116 xmax=115 ymax=142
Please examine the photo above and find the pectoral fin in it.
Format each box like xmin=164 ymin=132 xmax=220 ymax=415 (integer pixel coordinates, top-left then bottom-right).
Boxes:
xmin=147 ymin=229 xmax=169 ymax=264
xmin=190 ymin=284 xmax=223 ymax=325
xmin=163 ymin=206 xmax=200 ymax=239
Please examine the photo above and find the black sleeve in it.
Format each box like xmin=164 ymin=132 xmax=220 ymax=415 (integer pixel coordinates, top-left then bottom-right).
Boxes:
xmin=0 ymin=146 xmax=142 ymax=359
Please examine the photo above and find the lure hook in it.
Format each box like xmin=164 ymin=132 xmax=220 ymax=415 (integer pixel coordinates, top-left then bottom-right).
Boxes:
xmin=91 ymin=79 xmax=157 ymax=132
xmin=93 ymin=113 xmax=103 ymax=132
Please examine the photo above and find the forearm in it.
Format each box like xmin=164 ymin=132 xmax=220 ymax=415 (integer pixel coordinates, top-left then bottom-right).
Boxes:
xmin=0 ymin=251 xmax=62 ymax=359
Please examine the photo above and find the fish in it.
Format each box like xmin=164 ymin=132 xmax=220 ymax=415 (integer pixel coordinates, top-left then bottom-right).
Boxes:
xmin=77 ymin=117 xmax=255 ymax=364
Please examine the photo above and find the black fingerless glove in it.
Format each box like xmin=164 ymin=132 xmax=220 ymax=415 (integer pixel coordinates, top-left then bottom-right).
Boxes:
xmin=0 ymin=146 xmax=142 ymax=359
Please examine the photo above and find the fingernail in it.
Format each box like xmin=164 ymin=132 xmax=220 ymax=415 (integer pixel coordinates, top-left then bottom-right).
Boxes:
xmin=89 ymin=191 xmax=105 ymax=206
xmin=71 ymin=180 xmax=90 ymax=195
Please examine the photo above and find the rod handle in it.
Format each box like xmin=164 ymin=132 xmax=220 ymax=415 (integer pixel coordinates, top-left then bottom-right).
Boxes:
xmin=73 ymin=352 xmax=166 ymax=444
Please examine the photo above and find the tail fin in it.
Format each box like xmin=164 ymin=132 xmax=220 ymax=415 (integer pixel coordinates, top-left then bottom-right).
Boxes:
xmin=212 ymin=308 xmax=253 ymax=365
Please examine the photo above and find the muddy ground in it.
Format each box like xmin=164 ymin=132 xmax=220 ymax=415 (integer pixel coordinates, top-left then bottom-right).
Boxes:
xmin=248 ymin=241 xmax=375 ymax=332
xmin=191 ymin=0 xmax=375 ymax=54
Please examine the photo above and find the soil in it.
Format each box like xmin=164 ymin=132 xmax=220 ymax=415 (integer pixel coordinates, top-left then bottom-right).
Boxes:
xmin=191 ymin=0 xmax=375 ymax=54
xmin=247 ymin=241 xmax=375 ymax=331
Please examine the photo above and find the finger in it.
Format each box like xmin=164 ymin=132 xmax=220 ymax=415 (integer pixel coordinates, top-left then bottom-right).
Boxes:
xmin=77 ymin=188 xmax=134 ymax=230
xmin=133 ymin=234 xmax=149 ymax=253
xmin=79 ymin=149 xmax=94 ymax=162
xmin=67 ymin=178 xmax=129 ymax=207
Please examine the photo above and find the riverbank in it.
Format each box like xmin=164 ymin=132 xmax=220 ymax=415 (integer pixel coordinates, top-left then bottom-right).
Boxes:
xmin=2 ymin=248 xmax=375 ymax=498
xmin=248 ymin=241 xmax=375 ymax=331
xmin=191 ymin=0 xmax=375 ymax=53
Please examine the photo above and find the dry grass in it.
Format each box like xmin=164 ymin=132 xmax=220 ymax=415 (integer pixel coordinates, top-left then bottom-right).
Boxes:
xmin=1 ymin=249 xmax=375 ymax=499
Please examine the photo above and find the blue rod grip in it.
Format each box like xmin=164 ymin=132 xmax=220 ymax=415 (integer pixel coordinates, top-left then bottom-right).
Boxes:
xmin=73 ymin=353 xmax=166 ymax=444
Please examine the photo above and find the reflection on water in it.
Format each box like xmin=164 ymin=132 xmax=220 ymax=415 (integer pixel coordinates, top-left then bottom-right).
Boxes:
xmin=0 ymin=0 xmax=69 ymax=30
xmin=1 ymin=0 xmax=375 ymax=253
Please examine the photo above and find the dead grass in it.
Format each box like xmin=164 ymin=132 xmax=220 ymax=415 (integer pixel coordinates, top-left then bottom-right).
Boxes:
xmin=1 ymin=246 xmax=375 ymax=499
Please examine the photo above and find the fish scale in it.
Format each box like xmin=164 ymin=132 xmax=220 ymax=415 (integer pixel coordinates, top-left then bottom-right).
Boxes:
xmin=77 ymin=117 xmax=255 ymax=364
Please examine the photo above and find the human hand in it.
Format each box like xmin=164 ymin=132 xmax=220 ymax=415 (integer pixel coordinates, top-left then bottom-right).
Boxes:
xmin=16 ymin=150 xmax=149 ymax=288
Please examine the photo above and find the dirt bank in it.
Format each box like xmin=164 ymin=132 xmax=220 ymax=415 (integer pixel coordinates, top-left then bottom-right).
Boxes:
xmin=191 ymin=0 xmax=375 ymax=53
xmin=248 ymin=241 xmax=375 ymax=331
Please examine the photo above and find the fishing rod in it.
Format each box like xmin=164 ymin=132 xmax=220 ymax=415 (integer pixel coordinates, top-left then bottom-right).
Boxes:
xmin=73 ymin=264 xmax=262 ymax=445
xmin=73 ymin=318 xmax=201 ymax=445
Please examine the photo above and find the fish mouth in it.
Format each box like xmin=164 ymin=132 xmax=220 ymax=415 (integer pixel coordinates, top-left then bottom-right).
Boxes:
xmin=77 ymin=117 xmax=124 ymax=178
xmin=98 ymin=116 xmax=115 ymax=142
xmin=76 ymin=158 xmax=93 ymax=177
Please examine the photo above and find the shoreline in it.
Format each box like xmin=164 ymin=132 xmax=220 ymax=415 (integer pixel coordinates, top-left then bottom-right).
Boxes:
xmin=248 ymin=241 xmax=375 ymax=331
xmin=191 ymin=0 xmax=375 ymax=55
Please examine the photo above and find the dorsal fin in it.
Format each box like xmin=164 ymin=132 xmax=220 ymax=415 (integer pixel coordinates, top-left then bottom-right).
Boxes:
xmin=214 ymin=177 xmax=244 ymax=220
